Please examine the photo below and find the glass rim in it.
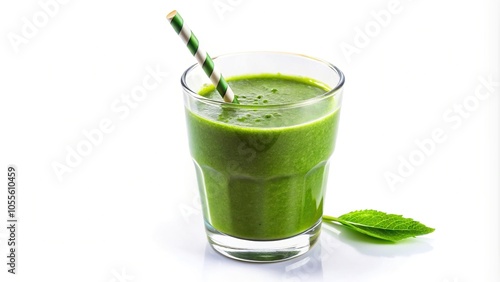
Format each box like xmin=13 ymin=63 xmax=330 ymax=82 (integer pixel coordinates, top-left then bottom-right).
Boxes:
xmin=181 ymin=51 xmax=345 ymax=109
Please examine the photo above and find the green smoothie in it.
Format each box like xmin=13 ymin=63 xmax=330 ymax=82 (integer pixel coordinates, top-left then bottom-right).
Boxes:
xmin=186 ymin=74 xmax=340 ymax=240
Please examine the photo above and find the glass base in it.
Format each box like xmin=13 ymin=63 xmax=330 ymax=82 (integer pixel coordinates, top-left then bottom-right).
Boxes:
xmin=205 ymin=220 xmax=322 ymax=263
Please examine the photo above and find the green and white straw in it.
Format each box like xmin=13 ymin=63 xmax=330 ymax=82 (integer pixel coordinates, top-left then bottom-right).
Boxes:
xmin=167 ymin=10 xmax=238 ymax=104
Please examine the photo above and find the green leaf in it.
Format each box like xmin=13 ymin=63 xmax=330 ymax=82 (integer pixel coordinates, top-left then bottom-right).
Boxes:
xmin=322 ymin=210 xmax=435 ymax=242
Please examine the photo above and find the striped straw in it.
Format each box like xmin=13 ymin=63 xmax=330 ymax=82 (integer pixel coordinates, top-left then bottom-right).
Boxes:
xmin=167 ymin=10 xmax=238 ymax=104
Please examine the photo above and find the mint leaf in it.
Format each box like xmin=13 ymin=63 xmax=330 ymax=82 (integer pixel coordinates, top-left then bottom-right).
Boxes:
xmin=322 ymin=210 xmax=435 ymax=242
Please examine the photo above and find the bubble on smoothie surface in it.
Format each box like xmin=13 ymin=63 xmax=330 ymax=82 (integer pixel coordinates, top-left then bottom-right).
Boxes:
xmin=197 ymin=74 xmax=331 ymax=126
xmin=198 ymin=75 xmax=327 ymax=106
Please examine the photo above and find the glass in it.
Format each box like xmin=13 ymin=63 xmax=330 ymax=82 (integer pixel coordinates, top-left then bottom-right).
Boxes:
xmin=182 ymin=52 xmax=344 ymax=262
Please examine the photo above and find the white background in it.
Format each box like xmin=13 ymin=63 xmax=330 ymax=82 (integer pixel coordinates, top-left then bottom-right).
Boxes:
xmin=0 ymin=0 xmax=498 ymax=281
